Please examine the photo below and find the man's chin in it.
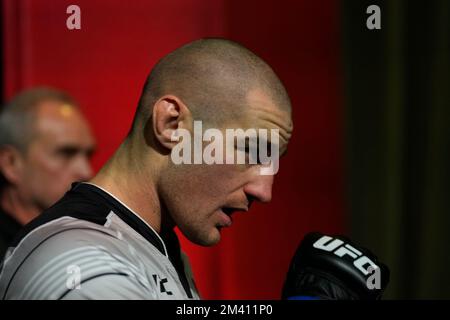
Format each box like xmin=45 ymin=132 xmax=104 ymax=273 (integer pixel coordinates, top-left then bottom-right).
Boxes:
xmin=188 ymin=228 xmax=222 ymax=247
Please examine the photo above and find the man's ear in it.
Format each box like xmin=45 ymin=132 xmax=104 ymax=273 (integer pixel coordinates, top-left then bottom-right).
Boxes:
xmin=0 ymin=146 xmax=25 ymax=185
xmin=152 ymin=95 xmax=192 ymax=150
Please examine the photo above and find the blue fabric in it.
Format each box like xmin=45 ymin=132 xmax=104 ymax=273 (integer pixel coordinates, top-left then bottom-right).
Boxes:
xmin=287 ymin=295 xmax=320 ymax=300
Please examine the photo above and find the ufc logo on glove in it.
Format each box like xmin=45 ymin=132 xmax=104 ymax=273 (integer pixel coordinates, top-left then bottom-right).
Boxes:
xmin=313 ymin=235 xmax=380 ymax=276
xmin=282 ymin=232 xmax=390 ymax=300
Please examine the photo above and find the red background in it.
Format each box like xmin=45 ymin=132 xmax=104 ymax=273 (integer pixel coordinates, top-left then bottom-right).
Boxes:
xmin=2 ymin=0 xmax=344 ymax=299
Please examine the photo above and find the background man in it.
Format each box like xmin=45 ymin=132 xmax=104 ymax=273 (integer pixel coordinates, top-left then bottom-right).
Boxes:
xmin=0 ymin=87 xmax=96 ymax=257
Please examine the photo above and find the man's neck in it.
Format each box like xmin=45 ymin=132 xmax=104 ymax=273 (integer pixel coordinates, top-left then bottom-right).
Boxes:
xmin=90 ymin=139 xmax=163 ymax=233
xmin=0 ymin=187 xmax=40 ymax=225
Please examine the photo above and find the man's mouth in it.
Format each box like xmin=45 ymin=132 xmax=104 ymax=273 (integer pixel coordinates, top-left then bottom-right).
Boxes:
xmin=218 ymin=206 xmax=248 ymax=228
xmin=223 ymin=206 xmax=248 ymax=215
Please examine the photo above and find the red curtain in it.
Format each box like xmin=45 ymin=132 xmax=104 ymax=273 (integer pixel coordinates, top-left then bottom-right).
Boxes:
xmin=2 ymin=0 xmax=344 ymax=299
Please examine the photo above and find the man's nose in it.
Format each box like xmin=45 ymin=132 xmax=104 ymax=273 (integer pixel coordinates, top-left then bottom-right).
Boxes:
xmin=243 ymin=174 xmax=274 ymax=204
xmin=73 ymin=156 xmax=93 ymax=181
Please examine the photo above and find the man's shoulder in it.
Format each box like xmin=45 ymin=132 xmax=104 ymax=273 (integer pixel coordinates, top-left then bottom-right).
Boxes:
xmin=1 ymin=222 xmax=147 ymax=299
xmin=1 ymin=216 xmax=128 ymax=276
xmin=0 ymin=215 xmax=194 ymax=300
xmin=0 ymin=215 xmax=158 ymax=299
xmin=10 ymin=183 xmax=112 ymax=248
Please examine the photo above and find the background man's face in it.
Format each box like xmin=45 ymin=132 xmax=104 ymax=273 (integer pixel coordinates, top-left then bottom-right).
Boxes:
xmin=160 ymin=89 xmax=292 ymax=246
xmin=18 ymin=101 xmax=95 ymax=214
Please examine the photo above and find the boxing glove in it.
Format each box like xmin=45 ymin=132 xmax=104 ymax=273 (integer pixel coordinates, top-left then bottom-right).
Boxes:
xmin=282 ymin=232 xmax=390 ymax=300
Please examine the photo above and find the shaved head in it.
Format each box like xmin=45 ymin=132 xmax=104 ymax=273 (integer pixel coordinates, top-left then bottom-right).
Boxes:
xmin=131 ymin=38 xmax=291 ymax=133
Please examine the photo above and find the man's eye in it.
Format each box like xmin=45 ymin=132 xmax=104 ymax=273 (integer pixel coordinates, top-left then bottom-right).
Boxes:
xmin=56 ymin=147 xmax=79 ymax=158
xmin=235 ymin=140 xmax=273 ymax=165
xmin=244 ymin=145 xmax=263 ymax=165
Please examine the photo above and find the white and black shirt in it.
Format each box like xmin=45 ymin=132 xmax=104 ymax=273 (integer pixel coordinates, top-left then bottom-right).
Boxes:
xmin=0 ymin=182 xmax=200 ymax=300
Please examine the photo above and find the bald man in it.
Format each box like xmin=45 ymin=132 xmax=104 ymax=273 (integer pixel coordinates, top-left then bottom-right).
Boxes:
xmin=0 ymin=39 xmax=293 ymax=300
xmin=0 ymin=88 xmax=96 ymax=257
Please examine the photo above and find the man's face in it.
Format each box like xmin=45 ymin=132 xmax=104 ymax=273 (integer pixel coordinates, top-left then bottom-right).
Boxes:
xmin=18 ymin=101 xmax=95 ymax=215
xmin=160 ymin=89 xmax=292 ymax=246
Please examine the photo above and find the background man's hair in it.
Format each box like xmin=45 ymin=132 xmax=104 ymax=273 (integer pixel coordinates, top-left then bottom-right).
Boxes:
xmin=130 ymin=38 xmax=291 ymax=135
xmin=0 ymin=86 xmax=78 ymax=152
xmin=0 ymin=86 xmax=78 ymax=189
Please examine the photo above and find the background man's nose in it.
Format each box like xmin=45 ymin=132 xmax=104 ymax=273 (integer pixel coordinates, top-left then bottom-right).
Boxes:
xmin=73 ymin=157 xmax=93 ymax=181
xmin=243 ymin=174 xmax=274 ymax=203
